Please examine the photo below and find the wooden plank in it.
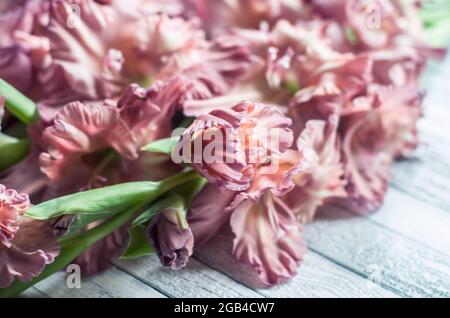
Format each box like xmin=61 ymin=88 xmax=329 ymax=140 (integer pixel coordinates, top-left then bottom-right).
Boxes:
xmin=31 ymin=266 xmax=165 ymax=298
xmin=114 ymin=255 xmax=264 ymax=298
xmin=305 ymin=207 xmax=450 ymax=298
xmin=21 ymin=287 xmax=48 ymax=298
xmin=367 ymin=188 xmax=450 ymax=255
xmin=391 ymin=127 xmax=450 ymax=212
xmin=194 ymin=229 xmax=398 ymax=298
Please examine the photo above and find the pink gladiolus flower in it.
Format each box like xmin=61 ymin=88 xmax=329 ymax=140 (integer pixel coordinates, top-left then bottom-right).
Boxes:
xmin=39 ymin=100 xmax=137 ymax=193
xmin=36 ymin=0 xmax=206 ymax=120
xmin=0 ymin=184 xmax=59 ymax=287
xmin=285 ymin=116 xmax=347 ymax=223
xmin=176 ymin=100 xmax=293 ymax=191
xmin=230 ymin=192 xmax=307 ymax=286
xmin=201 ymin=0 xmax=310 ymax=33
xmin=148 ymin=210 xmax=194 ymax=270
xmin=0 ymin=0 xmax=49 ymax=94
xmin=182 ymin=99 xmax=315 ymax=285
xmin=188 ymin=184 xmax=236 ymax=245
xmin=339 ymin=82 xmax=422 ymax=213
xmin=40 ymin=79 xmax=184 ymax=194
xmin=158 ymin=33 xmax=255 ymax=116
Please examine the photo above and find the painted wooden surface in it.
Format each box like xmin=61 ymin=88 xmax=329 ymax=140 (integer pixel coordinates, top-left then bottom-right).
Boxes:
xmin=26 ymin=57 xmax=450 ymax=298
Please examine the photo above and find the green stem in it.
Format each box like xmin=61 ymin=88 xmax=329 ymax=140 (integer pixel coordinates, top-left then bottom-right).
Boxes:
xmin=0 ymin=169 xmax=199 ymax=297
xmin=26 ymin=169 xmax=199 ymax=220
xmin=0 ymin=204 xmax=142 ymax=298
xmin=0 ymin=79 xmax=38 ymax=124
xmin=0 ymin=133 xmax=30 ymax=171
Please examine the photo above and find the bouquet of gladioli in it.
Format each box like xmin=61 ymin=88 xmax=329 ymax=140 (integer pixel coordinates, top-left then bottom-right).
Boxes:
xmin=0 ymin=0 xmax=448 ymax=296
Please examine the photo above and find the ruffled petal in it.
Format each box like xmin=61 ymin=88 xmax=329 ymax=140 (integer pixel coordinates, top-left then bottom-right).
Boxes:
xmin=178 ymin=100 xmax=293 ymax=191
xmin=0 ymin=184 xmax=29 ymax=246
xmin=39 ymin=101 xmax=136 ymax=192
xmin=118 ymin=79 xmax=186 ymax=148
xmin=159 ymin=34 xmax=254 ymax=117
xmin=0 ymin=46 xmax=33 ymax=93
xmin=188 ymin=184 xmax=236 ymax=246
xmin=289 ymin=115 xmax=347 ymax=222
xmin=340 ymin=110 xmax=392 ymax=213
xmin=148 ymin=211 xmax=194 ymax=270
xmin=0 ymin=189 xmax=59 ymax=288
xmin=230 ymin=192 xmax=306 ymax=286
xmin=177 ymin=108 xmax=253 ymax=191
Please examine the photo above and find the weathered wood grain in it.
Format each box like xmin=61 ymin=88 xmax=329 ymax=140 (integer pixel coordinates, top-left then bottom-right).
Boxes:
xmin=305 ymin=207 xmax=450 ymax=298
xmin=368 ymin=188 xmax=450 ymax=255
xmin=194 ymin=230 xmax=398 ymax=298
xmin=391 ymin=127 xmax=450 ymax=212
xmin=114 ymin=255 xmax=264 ymax=298
xmin=21 ymin=287 xmax=48 ymax=298
xmin=30 ymin=266 xmax=165 ymax=298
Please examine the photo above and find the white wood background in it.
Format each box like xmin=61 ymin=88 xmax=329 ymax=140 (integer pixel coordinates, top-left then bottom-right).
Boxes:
xmin=22 ymin=56 xmax=450 ymax=299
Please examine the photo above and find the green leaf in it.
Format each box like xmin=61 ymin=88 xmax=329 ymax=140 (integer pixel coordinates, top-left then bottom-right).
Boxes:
xmin=172 ymin=176 xmax=207 ymax=207
xmin=0 ymin=79 xmax=38 ymax=124
xmin=0 ymin=203 xmax=142 ymax=298
xmin=0 ymin=133 xmax=30 ymax=171
xmin=119 ymin=224 xmax=154 ymax=260
xmin=61 ymin=210 xmax=119 ymax=238
xmin=25 ymin=170 xmax=199 ymax=221
xmin=141 ymin=136 xmax=180 ymax=155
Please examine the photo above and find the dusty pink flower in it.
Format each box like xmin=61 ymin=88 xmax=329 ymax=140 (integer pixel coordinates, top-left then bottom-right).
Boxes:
xmin=148 ymin=210 xmax=194 ymax=270
xmin=117 ymin=78 xmax=186 ymax=148
xmin=201 ymin=0 xmax=311 ymax=33
xmin=368 ymin=47 xmax=427 ymax=86
xmin=37 ymin=0 xmax=205 ymax=120
xmin=290 ymin=54 xmax=373 ymax=131
xmin=38 ymin=80 xmax=184 ymax=272
xmin=158 ymin=33 xmax=255 ymax=117
xmin=187 ymin=134 xmax=312 ymax=286
xmin=0 ymin=184 xmax=59 ymax=287
xmin=340 ymin=111 xmax=392 ymax=213
xmin=176 ymin=100 xmax=293 ymax=191
xmin=339 ymin=81 xmax=422 ymax=212
xmin=39 ymin=100 xmax=136 ymax=192
xmin=0 ymin=0 xmax=49 ymax=94
xmin=284 ymin=116 xmax=347 ymax=222
xmin=311 ymin=0 xmax=409 ymax=49
xmin=188 ymin=166 xmax=309 ymax=286
xmin=194 ymin=20 xmax=368 ymax=118
xmin=368 ymin=82 xmax=423 ymax=159
xmin=230 ymin=192 xmax=306 ymax=286
xmin=39 ymin=77 xmax=185 ymax=193
xmin=188 ymin=184 xmax=236 ymax=245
